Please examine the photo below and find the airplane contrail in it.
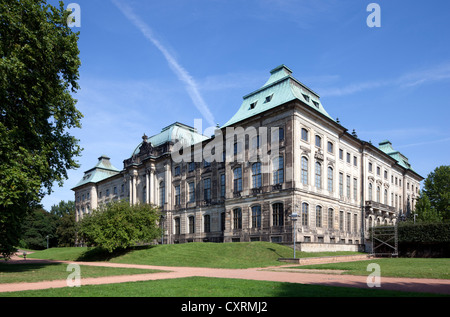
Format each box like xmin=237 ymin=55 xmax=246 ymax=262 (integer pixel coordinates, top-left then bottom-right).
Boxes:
xmin=112 ymin=0 xmax=216 ymax=127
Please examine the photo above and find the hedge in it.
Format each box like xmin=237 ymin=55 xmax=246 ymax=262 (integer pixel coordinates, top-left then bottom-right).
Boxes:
xmin=397 ymin=222 xmax=450 ymax=243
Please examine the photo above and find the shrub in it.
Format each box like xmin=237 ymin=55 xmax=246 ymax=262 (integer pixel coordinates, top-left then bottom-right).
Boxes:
xmin=78 ymin=200 xmax=162 ymax=253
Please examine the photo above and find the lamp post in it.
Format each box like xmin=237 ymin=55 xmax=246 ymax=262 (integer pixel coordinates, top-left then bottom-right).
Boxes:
xmin=290 ymin=212 xmax=299 ymax=259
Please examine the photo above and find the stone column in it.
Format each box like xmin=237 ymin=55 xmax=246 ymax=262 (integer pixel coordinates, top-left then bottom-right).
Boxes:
xmin=128 ymin=176 xmax=133 ymax=205
xmin=145 ymin=170 xmax=150 ymax=204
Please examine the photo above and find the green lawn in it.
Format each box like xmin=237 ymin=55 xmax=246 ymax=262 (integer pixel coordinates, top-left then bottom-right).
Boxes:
xmin=291 ymin=258 xmax=450 ymax=279
xmin=27 ymin=242 xmax=362 ymax=269
xmin=0 ymin=262 xmax=164 ymax=284
xmin=0 ymin=276 xmax=443 ymax=297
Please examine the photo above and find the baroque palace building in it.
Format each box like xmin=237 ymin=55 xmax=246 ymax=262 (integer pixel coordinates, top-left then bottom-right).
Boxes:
xmin=72 ymin=65 xmax=423 ymax=251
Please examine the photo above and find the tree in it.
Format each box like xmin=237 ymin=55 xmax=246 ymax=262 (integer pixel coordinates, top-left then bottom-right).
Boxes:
xmin=0 ymin=0 xmax=82 ymax=258
xmin=20 ymin=208 xmax=59 ymax=250
xmin=78 ymin=200 xmax=162 ymax=253
xmin=422 ymin=165 xmax=450 ymax=222
xmin=51 ymin=200 xmax=76 ymax=247
xmin=414 ymin=192 xmax=442 ymax=223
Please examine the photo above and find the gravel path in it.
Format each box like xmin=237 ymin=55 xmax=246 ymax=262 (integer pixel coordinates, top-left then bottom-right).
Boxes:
xmin=1 ymin=254 xmax=449 ymax=295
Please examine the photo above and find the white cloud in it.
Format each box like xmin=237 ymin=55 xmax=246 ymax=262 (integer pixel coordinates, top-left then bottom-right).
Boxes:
xmin=318 ymin=61 xmax=450 ymax=97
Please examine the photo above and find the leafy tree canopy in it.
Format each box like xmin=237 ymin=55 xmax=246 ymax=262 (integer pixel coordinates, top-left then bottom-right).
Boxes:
xmin=0 ymin=0 xmax=82 ymax=258
xmin=421 ymin=165 xmax=450 ymax=222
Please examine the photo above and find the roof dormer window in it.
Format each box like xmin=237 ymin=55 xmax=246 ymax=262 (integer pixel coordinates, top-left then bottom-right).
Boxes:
xmin=249 ymin=101 xmax=258 ymax=109
xmin=302 ymin=94 xmax=310 ymax=102
xmin=264 ymin=94 xmax=274 ymax=103
xmin=312 ymin=100 xmax=319 ymax=108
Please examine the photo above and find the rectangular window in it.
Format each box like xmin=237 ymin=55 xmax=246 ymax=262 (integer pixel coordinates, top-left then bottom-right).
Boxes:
xmin=339 ymin=149 xmax=343 ymax=160
xmin=339 ymin=211 xmax=344 ymax=231
xmin=346 ymin=175 xmax=351 ymax=198
xmin=301 ymin=157 xmax=308 ymax=185
xmin=353 ymin=156 xmax=357 ymax=166
xmin=175 ymin=185 xmax=181 ymax=205
xmin=203 ymin=178 xmax=211 ymax=201
xmin=189 ymin=216 xmax=195 ymax=234
xmin=220 ymin=174 xmax=225 ymax=198
xmin=252 ymin=162 xmax=262 ymax=188
xmin=353 ymin=178 xmax=358 ymax=200
xmin=339 ymin=173 xmax=344 ymax=196
xmin=234 ymin=168 xmax=242 ymax=192
xmin=188 ymin=162 xmax=195 ymax=172
xmin=327 ymin=167 xmax=333 ymax=192
xmin=273 ymin=157 xmax=284 ymax=185
xmin=204 ymin=215 xmax=211 ymax=233
xmin=315 ymin=162 xmax=322 ymax=189
xmin=188 ymin=182 xmax=195 ymax=203
xmin=174 ymin=218 xmax=180 ymax=235
xmin=347 ymin=213 xmax=351 ymax=233
xmin=346 ymin=152 xmax=351 ymax=163
xmin=273 ymin=203 xmax=284 ymax=227
xmin=174 ymin=166 xmax=181 ymax=176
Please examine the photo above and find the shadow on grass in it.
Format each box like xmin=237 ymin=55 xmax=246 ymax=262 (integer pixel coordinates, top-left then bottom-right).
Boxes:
xmin=76 ymin=245 xmax=156 ymax=262
xmin=0 ymin=261 xmax=61 ymax=273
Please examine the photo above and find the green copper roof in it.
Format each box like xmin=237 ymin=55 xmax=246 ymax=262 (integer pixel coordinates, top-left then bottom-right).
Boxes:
xmin=72 ymin=155 xmax=120 ymax=189
xmin=132 ymin=122 xmax=209 ymax=156
xmin=378 ymin=140 xmax=416 ymax=172
xmin=222 ymin=65 xmax=333 ymax=127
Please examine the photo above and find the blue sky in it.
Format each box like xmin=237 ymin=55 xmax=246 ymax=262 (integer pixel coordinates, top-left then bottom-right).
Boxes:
xmin=41 ymin=0 xmax=450 ymax=210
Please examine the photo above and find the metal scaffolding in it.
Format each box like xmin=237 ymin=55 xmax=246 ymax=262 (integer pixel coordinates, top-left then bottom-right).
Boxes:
xmin=370 ymin=221 xmax=398 ymax=257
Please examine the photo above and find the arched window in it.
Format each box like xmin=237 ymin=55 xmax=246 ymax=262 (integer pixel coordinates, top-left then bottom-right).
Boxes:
xmin=251 ymin=205 xmax=261 ymax=228
xmin=272 ymin=203 xmax=284 ymax=227
xmin=377 ymin=186 xmax=381 ymax=203
xmin=301 ymin=156 xmax=308 ymax=185
xmin=315 ymin=162 xmax=322 ymax=189
xmin=328 ymin=208 xmax=334 ymax=229
xmin=252 ymin=162 xmax=262 ymax=188
xmin=368 ymin=183 xmax=373 ymax=201
xmin=315 ymin=135 xmax=322 ymax=148
xmin=301 ymin=203 xmax=309 ymax=226
xmin=316 ymin=206 xmax=322 ymax=228
xmin=273 ymin=156 xmax=284 ymax=184
xmin=327 ymin=166 xmax=333 ymax=192
xmin=384 ymin=189 xmax=388 ymax=205
xmin=159 ymin=181 xmax=165 ymax=207
xmin=188 ymin=216 xmax=195 ymax=234
xmin=233 ymin=167 xmax=242 ymax=192
xmin=174 ymin=217 xmax=181 ymax=235
xmin=301 ymin=128 xmax=309 ymax=141
xmin=233 ymin=208 xmax=242 ymax=229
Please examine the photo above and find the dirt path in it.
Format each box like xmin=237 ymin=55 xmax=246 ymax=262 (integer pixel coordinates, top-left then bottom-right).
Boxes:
xmin=1 ymin=254 xmax=449 ymax=295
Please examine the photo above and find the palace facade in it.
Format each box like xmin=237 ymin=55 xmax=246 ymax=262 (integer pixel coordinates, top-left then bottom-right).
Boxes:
xmin=72 ymin=65 xmax=423 ymax=251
